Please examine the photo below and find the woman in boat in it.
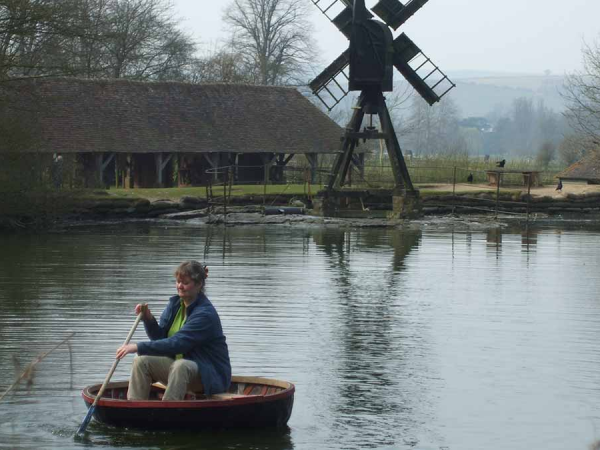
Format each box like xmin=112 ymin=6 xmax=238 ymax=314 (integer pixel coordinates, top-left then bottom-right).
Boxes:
xmin=115 ymin=260 xmax=231 ymax=400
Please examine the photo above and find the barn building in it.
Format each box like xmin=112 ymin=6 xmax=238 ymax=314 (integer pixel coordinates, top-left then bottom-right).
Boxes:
xmin=1 ymin=78 xmax=343 ymax=188
xmin=556 ymin=151 xmax=600 ymax=185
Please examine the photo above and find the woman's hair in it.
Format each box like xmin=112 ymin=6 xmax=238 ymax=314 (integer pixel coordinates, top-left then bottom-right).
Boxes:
xmin=175 ymin=260 xmax=208 ymax=291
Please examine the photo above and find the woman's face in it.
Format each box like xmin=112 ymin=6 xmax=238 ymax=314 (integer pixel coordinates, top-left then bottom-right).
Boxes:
xmin=176 ymin=274 xmax=202 ymax=303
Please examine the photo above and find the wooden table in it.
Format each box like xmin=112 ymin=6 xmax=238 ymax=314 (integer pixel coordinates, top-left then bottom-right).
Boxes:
xmin=485 ymin=170 xmax=541 ymax=187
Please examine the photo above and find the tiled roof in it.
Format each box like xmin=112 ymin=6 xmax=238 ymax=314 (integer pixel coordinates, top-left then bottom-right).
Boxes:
xmin=557 ymin=150 xmax=600 ymax=181
xmin=1 ymin=78 xmax=343 ymax=154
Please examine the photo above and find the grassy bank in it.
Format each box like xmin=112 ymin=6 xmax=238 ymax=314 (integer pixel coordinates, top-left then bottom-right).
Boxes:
xmin=104 ymin=183 xmax=525 ymax=202
xmin=108 ymin=184 xmax=313 ymax=202
xmin=0 ymin=189 xmax=117 ymax=229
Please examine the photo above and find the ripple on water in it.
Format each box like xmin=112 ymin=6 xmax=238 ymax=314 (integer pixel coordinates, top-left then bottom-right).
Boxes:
xmin=1 ymin=224 xmax=600 ymax=450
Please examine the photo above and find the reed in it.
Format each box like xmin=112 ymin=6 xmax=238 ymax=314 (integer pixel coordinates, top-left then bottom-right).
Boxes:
xmin=0 ymin=333 xmax=75 ymax=403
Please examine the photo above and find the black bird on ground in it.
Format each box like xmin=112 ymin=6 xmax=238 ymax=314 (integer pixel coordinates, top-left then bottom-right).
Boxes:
xmin=556 ymin=179 xmax=563 ymax=191
xmin=467 ymin=173 xmax=474 ymax=183
xmin=496 ymin=159 xmax=506 ymax=168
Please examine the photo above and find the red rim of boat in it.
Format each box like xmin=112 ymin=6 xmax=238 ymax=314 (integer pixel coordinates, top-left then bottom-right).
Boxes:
xmin=82 ymin=376 xmax=295 ymax=409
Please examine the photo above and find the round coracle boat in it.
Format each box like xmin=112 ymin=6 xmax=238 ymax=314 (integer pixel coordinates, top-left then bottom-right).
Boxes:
xmin=81 ymin=376 xmax=295 ymax=430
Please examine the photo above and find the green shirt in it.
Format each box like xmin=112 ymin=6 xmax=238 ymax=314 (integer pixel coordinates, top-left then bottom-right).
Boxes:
xmin=167 ymin=300 xmax=187 ymax=359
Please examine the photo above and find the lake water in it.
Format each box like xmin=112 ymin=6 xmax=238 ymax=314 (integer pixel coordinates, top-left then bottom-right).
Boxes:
xmin=1 ymin=220 xmax=600 ymax=450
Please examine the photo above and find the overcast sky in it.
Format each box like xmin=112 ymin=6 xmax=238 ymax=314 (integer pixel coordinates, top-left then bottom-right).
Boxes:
xmin=172 ymin=0 xmax=600 ymax=77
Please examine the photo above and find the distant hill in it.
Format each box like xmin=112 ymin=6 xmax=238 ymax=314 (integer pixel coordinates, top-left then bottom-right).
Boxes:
xmin=446 ymin=72 xmax=567 ymax=117
xmin=304 ymin=71 xmax=569 ymax=124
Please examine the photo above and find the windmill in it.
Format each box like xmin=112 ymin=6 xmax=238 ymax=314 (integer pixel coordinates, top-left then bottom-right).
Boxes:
xmin=309 ymin=0 xmax=455 ymax=204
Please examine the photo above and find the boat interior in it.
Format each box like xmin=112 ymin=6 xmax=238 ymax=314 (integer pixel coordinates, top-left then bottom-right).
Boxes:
xmin=92 ymin=376 xmax=292 ymax=401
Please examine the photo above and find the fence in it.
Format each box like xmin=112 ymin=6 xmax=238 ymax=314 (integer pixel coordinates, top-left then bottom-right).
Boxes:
xmin=204 ymin=162 xmax=562 ymax=218
xmin=351 ymin=164 xmax=560 ymax=188
xmin=205 ymin=162 xmax=561 ymax=192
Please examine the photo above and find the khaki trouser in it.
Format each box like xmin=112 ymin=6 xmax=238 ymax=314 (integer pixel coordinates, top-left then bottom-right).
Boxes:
xmin=128 ymin=355 xmax=204 ymax=401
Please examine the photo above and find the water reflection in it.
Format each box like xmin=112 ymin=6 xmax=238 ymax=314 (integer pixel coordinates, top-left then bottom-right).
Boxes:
xmin=311 ymin=229 xmax=427 ymax=446
xmin=2 ymin=223 xmax=600 ymax=450
xmin=84 ymin=425 xmax=294 ymax=450
xmin=390 ymin=229 xmax=421 ymax=273
xmin=486 ymin=228 xmax=502 ymax=255
xmin=521 ymin=225 xmax=538 ymax=254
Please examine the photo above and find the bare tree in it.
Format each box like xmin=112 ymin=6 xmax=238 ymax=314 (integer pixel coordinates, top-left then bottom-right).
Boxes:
xmin=481 ymin=97 xmax=566 ymax=158
xmin=188 ymin=42 xmax=254 ymax=84
xmin=0 ymin=0 xmax=197 ymax=81
xmin=563 ymin=36 xmax=600 ymax=142
xmin=535 ymin=140 xmax=555 ymax=168
xmin=558 ymin=133 xmax=598 ymax=166
xmin=101 ymin=0 xmax=196 ymax=79
xmin=0 ymin=0 xmax=77 ymax=79
xmin=223 ymin=0 xmax=316 ymax=86
xmin=404 ymin=95 xmax=462 ymax=155
xmin=60 ymin=0 xmax=113 ymax=78
xmin=511 ymin=97 xmax=536 ymax=154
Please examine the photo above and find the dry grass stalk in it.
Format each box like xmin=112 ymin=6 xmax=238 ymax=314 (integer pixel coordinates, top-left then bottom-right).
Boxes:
xmin=0 ymin=333 xmax=75 ymax=403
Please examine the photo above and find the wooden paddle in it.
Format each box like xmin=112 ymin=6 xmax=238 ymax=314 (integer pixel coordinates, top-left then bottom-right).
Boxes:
xmin=76 ymin=308 xmax=144 ymax=436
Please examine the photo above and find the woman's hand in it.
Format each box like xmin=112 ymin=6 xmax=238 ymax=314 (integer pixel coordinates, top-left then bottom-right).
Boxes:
xmin=116 ymin=343 xmax=138 ymax=360
xmin=135 ymin=303 xmax=152 ymax=321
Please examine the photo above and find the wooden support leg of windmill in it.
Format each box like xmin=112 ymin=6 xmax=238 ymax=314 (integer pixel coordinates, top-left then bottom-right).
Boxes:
xmin=315 ymin=93 xmax=366 ymax=216
xmin=316 ymin=90 xmax=421 ymax=218
xmin=376 ymin=91 xmax=421 ymax=219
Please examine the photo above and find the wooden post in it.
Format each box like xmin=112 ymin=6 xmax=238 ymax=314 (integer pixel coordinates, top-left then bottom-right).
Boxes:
xmin=177 ymin=154 xmax=183 ymax=187
xmin=93 ymin=153 xmax=114 ymax=187
xmin=125 ymin=154 xmax=132 ymax=189
xmin=228 ymin=166 xmax=233 ymax=199
xmin=95 ymin=154 xmax=103 ymax=187
xmin=452 ymin=166 xmax=457 ymax=214
xmin=154 ymin=153 xmax=173 ymax=187
xmin=263 ymin=162 xmax=268 ymax=213
xmin=495 ymin=171 xmax=501 ymax=217
xmin=306 ymin=153 xmax=318 ymax=184
xmin=233 ymin=153 xmax=239 ymax=184
xmin=348 ymin=160 xmax=352 ymax=187
xmin=203 ymin=154 xmax=218 ymax=182
xmin=156 ymin=153 xmax=163 ymax=187
xmin=526 ymin=173 xmax=532 ymax=222
xmin=223 ymin=167 xmax=228 ymax=222
xmin=114 ymin=155 xmax=119 ymax=188
xmin=360 ymin=153 xmax=365 ymax=180
xmin=261 ymin=155 xmax=275 ymax=213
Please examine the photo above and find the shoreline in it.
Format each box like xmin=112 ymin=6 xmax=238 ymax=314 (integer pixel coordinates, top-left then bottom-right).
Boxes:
xmin=51 ymin=209 xmax=600 ymax=235
xmin=3 ymin=184 xmax=600 ymax=232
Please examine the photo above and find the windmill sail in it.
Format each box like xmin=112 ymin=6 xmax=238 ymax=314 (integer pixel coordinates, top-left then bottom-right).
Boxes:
xmin=393 ymin=33 xmax=455 ymax=105
xmin=311 ymin=0 xmax=372 ymax=38
xmin=372 ymin=0 xmax=430 ymax=30
xmin=309 ymin=50 xmax=350 ymax=111
xmin=309 ymin=0 xmax=455 ymax=109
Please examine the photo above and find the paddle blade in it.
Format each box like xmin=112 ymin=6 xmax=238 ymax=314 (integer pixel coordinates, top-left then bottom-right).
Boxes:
xmin=76 ymin=405 xmax=95 ymax=436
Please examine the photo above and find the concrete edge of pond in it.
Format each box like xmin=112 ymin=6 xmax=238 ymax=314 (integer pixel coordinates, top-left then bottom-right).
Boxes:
xmin=50 ymin=210 xmax=600 ymax=234
xmin=4 ymin=189 xmax=600 ymax=233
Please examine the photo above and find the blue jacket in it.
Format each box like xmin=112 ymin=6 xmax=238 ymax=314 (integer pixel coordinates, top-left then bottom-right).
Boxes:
xmin=137 ymin=293 xmax=231 ymax=396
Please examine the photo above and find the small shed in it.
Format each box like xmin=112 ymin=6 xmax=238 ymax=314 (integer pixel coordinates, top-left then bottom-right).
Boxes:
xmin=0 ymin=78 xmax=343 ymax=188
xmin=556 ymin=151 xmax=600 ymax=184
